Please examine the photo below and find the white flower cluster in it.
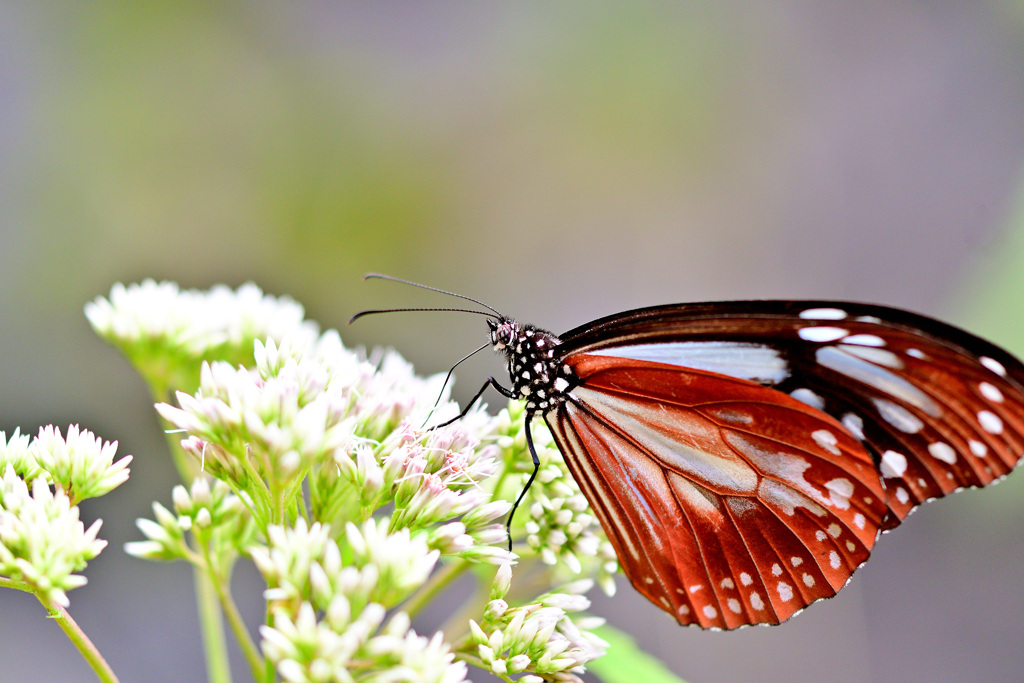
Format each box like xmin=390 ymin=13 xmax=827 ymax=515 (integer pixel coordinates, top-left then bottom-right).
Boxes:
xmin=0 ymin=426 xmax=129 ymax=606
xmin=156 ymin=329 xmax=515 ymax=569
xmin=155 ymin=337 xmax=356 ymax=492
xmin=254 ymin=519 xmax=467 ymax=683
xmin=91 ymin=280 xmax=622 ymax=681
xmin=384 ymin=418 xmax=511 ymax=562
xmin=85 ymin=280 xmax=318 ymax=362
xmin=466 ymin=564 xmax=608 ymax=681
xmin=31 ymin=425 xmax=132 ymax=504
xmin=126 ymin=476 xmax=254 ymax=570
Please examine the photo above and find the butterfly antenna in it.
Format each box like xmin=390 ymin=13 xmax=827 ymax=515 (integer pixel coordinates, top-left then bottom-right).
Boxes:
xmin=349 ymin=307 xmax=498 ymax=324
xmin=422 ymin=341 xmax=490 ymax=427
xmin=362 ymin=273 xmax=502 ymax=317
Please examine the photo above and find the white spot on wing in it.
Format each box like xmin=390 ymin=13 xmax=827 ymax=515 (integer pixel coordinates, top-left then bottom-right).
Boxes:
xmin=979 ymin=382 xmax=1004 ymax=403
xmin=771 ymin=564 xmax=782 ymax=576
xmin=824 ymin=478 xmax=853 ymax=510
xmin=842 ymin=334 xmax=886 ymax=347
xmin=928 ymin=442 xmax=957 ymax=465
xmin=777 ymin=582 xmax=794 ymax=602
xmin=829 ymin=551 xmax=841 ymax=569
xmin=873 ymin=398 xmax=925 ymax=434
xmin=842 ymin=413 xmax=865 ymax=440
xmin=739 ymin=573 xmax=753 ymax=586
xmin=880 ymin=450 xmax=908 ymax=478
xmin=728 ymin=598 xmax=742 ymax=614
xmin=750 ymin=592 xmax=764 ymax=610
xmin=896 ymin=487 xmax=909 ymax=504
xmin=978 ymin=410 xmax=1004 ymax=434
xmin=981 ymin=356 xmax=1007 ymax=376
xmin=812 ymin=429 xmax=841 ymax=455
xmin=791 ymin=388 xmax=825 ymax=410
xmin=803 ymin=573 xmax=815 ymax=587
xmin=799 ymin=326 xmax=849 ymax=342
xmin=703 ymin=605 xmax=718 ymax=619
xmin=969 ymin=440 xmax=988 ymax=457
xmin=800 ymin=308 xmax=847 ymax=320
xmin=721 ymin=578 xmax=735 ymax=589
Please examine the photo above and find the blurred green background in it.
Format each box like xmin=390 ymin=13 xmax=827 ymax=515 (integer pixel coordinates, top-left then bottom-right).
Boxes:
xmin=2 ymin=3 xmax=1024 ymax=682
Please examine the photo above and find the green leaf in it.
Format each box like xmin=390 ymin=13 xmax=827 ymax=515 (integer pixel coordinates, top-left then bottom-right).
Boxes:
xmin=588 ymin=623 xmax=688 ymax=683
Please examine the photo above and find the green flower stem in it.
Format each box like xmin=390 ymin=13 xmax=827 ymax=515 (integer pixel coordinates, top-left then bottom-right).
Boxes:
xmin=402 ymin=558 xmax=470 ymax=619
xmin=35 ymin=592 xmax=119 ymax=683
xmin=195 ymin=567 xmax=232 ymax=683
xmin=208 ymin=567 xmax=263 ymax=680
xmin=263 ymin=602 xmax=275 ymax=683
xmin=0 ymin=576 xmax=32 ymax=592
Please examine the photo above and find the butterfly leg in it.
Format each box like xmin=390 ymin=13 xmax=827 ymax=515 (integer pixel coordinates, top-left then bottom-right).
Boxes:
xmin=428 ymin=377 xmax=516 ymax=430
xmin=504 ymin=413 xmax=541 ymax=550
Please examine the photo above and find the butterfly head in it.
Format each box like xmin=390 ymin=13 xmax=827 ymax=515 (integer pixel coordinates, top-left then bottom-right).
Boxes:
xmin=488 ymin=317 xmax=520 ymax=352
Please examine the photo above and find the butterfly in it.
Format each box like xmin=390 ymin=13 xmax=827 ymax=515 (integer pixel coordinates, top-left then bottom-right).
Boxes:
xmin=353 ymin=275 xmax=1024 ymax=629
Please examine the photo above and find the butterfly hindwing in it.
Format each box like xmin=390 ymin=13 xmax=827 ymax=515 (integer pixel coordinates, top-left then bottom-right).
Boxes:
xmin=545 ymin=353 xmax=888 ymax=628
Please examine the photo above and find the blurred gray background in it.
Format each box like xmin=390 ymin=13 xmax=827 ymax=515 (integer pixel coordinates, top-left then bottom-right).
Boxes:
xmin=2 ymin=2 xmax=1024 ymax=682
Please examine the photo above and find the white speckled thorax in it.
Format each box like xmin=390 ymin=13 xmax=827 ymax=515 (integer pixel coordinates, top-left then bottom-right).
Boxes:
xmin=489 ymin=317 xmax=577 ymax=414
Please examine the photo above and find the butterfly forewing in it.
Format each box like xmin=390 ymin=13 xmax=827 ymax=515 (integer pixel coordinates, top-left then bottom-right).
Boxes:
xmin=556 ymin=301 xmax=1024 ymax=525
xmin=545 ymin=354 xmax=888 ymax=628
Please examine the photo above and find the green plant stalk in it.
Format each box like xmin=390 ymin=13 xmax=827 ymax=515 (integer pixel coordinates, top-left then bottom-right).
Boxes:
xmin=209 ymin=568 xmax=262 ymax=680
xmin=195 ymin=568 xmax=232 ymax=683
xmin=37 ymin=592 xmax=119 ymax=683
xmin=195 ymin=532 xmax=260 ymax=680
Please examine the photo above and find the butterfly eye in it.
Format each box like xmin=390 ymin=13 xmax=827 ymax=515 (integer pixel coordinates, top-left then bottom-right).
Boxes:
xmin=490 ymin=321 xmax=516 ymax=349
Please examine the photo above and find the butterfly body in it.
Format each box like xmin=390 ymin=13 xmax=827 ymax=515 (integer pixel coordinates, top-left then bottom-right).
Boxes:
xmin=483 ymin=301 xmax=1024 ymax=629
xmin=488 ymin=318 xmax=578 ymax=413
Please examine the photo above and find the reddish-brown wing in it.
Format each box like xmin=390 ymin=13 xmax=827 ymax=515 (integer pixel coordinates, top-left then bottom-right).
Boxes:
xmin=545 ymin=353 xmax=888 ymax=629
xmin=554 ymin=300 xmax=1024 ymax=528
